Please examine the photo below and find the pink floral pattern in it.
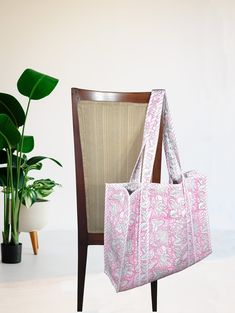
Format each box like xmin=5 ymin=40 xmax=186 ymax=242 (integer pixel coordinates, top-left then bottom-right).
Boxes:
xmin=104 ymin=90 xmax=212 ymax=292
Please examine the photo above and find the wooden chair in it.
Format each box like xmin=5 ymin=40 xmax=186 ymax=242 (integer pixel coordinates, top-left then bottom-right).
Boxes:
xmin=71 ymin=88 xmax=163 ymax=312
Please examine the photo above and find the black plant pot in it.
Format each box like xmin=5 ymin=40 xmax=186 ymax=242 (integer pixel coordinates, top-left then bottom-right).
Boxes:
xmin=1 ymin=243 xmax=22 ymax=264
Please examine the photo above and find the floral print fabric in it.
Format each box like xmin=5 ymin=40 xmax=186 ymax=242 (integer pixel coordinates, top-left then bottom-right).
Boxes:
xmin=104 ymin=90 xmax=212 ymax=292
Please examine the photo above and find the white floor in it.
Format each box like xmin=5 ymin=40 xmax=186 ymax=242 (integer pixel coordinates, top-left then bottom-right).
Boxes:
xmin=0 ymin=230 xmax=235 ymax=313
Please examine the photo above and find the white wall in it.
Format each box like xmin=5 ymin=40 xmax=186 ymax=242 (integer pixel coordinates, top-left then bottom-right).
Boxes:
xmin=0 ymin=0 xmax=234 ymax=230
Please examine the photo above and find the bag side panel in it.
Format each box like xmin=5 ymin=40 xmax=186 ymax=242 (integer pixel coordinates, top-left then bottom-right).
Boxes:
xmin=104 ymin=184 xmax=131 ymax=291
xmin=189 ymin=173 xmax=212 ymax=263
xmin=118 ymin=190 xmax=141 ymax=291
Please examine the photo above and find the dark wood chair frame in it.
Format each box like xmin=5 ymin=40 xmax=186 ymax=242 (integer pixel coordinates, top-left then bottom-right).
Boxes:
xmin=71 ymin=88 xmax=164 ymax=312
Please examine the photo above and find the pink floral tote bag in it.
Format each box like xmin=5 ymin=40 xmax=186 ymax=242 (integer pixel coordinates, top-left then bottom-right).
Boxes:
xmin=104 ymin=89 xmax=212 ymax=292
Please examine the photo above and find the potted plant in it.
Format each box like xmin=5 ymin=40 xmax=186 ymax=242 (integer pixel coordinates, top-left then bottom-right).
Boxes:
xmin=0 ymin=68 xmax=61 ymax=263
xmin=19 ymin=177 xmax=61 ymax=255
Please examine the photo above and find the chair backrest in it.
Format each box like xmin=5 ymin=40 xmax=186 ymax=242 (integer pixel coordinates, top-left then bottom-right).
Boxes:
xmin=72 ymin=89 xmax=163 ymax=245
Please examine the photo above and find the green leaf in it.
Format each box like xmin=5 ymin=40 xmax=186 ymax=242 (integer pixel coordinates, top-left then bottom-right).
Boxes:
xmin=0 ymin=167 xmax=24 ymax=187
xmin=32 ymin=179 xmax=60 ymax=199
xmin=0 ymin=93 xmax=25 ymax=127
xmin=26 ymin=162 xmax=43 ymax=172
xmin=21 ymin=135 xmax=34 ymax=153
xmin=17 ymin=69 xmax=59 ymax=100
xmin=24 ymin=189 xmax=37 ymax=208
xmin=33 ymin=178 xmax=58 ymax=189
xmin=24 ymin=196 xmax=33 ymax=208
xmin=26 ymin=156 xmax=62 ymax=167
xmin=20 ymin=187 xmax=38 ymax=208
xmin=36 ymin=188 xmax=53 ymax=199
xmin=0 ymin=114 xmax=21 ymax=149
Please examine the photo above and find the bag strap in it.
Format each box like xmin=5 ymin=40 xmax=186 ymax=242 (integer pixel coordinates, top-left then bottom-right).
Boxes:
xmin=130 ymin=89 xmax=182 ymax=183
xmin=162 ymin=92 xmax=182 ymax=183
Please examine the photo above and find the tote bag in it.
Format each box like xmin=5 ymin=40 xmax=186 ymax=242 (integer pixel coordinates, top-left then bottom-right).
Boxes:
xmin=104 ymin=89 xmax=212 ymax=292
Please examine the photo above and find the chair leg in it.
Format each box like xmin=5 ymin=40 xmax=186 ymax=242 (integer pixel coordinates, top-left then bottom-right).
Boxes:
xmin=29 ymin=231 xmax=38 ymax=255
xmin=77 ymin=244 xmax=88 ymax=312
xmin=151 ymin=280 xmax=158 ymax=312
xmin=36 ymin=232 xmax=39 ymax=249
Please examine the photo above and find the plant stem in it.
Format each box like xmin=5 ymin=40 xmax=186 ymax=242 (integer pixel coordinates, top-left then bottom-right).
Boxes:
xmin=15 ymin=97 xmax=31 ymax=232
xmin=7 ymin=149 xmax=18 ymax=244
xmin=3 ymin=190 xmax=10 ymax=244
xmin=17 ymin=167 xmax=29 ymax=228
xmin=16 ymin=98 xmax=31 ymax=191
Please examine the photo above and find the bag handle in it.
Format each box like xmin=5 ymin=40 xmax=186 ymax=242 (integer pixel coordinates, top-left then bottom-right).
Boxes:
xmin=130 ymin=89 xmax=182 ymax=183
xmin=162 ymin=92 xmax=182 ymax=183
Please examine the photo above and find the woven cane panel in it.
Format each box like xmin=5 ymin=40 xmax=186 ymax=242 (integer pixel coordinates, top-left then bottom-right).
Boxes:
xmin=77 ymin=100 xmax=147 ymax=233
